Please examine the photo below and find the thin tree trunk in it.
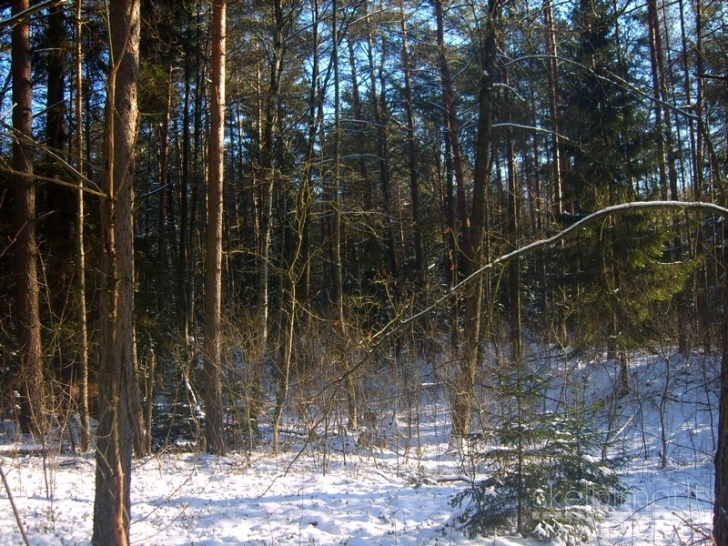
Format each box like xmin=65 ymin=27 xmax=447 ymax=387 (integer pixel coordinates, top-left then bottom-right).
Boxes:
xmin=434 ymin=0 xmax=472 ymax=264
xmin=259 ymin=0 xmax=286 ymax=364
xmin=157 ymin=62 xmax=173 ymax=267
xmin=543 ymin=0 xmax=565 ymax=215
xmin=347 ymin=39 xmax=373 ymax=212
xmin=178 ymin=52 xmax=193 ymax=345
xmin=74 ymin=0 xmax=90 ymax=452
xmin=505 ymin=73 xmax=521 ymax=361
xmin=365 ymin=18 xmax=398 ymax=278
xmin=399 ymin=0 xmax=424 ymax=277
xmin=434 ymin=0 xmax=472 ymax=437
xmin=438 ymin=0 xmax=501 ymax=438
xmin=332 ymin=0 xmax=357 ymax=431
xmin=296 ymin=0 xmax=325 ymax=307
xmin=44 ymin=0 xmax=77 ymax=432
xmin=203 ymin=0 xmax=227 ymax=456
xmin=647 ymin=0 xmax=670 ymax=201
xmin=265 ymin=0 xmax=288 ymax=449
xmin=92 ymin=0 xmax=140 ymax=543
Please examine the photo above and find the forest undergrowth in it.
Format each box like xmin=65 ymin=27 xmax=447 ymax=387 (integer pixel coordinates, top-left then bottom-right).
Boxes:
xmin=0 ymin=342 xmax=718 ymax=545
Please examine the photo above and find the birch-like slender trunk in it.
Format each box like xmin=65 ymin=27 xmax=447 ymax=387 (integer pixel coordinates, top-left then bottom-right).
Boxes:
xmin=74 ymin=0 xmax=90 ymax=452
xmin=203 ymin=0 xmax=227 ymax=456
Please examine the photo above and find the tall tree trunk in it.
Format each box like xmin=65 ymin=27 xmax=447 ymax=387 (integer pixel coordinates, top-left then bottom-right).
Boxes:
xmin=434 ymin=0 xmax=472 ymax=437
xmin=332 ymin=0 xmax=357 ymax=431
xmin=441 ymin=121 xmax=459 ymax=347
xmin=347 ymin=39 xmax=373 ymax=212
xmin=258 ymin=0 xmax=285 ymax=367
xmin=437 ymin=0 xmax=501 ymax=438
xmin=434 ymin=0 xmax=472 ymax=264
xmin=203 ymin=0 xmax=227 ymax=456
xmin=505 ymin=73 xmax=521 ymax=361
xmin=43 ymin=0 xmax=77 ymax=432
xmin=399 ymin=0 xmax=424 ymax=278
xmin=647 ymin=0 xmax=669 ymax=202
xmin=365 ymin=19 xmax=398 ymax=278
xmin=714 ymin=4 xmax=728 ymax=532
xmin=296 ymin=0 xmax=325 ymax=307
xmin=157 ymin=63 xmax=173 ymax=267
xmin=75 ymin=0 xmax=90 ymax=452
xmin=648 ymin=0 xmax=687 ymax=352
xmin=92 ymin=0 xmax=140 ymax=543
xmin=265 ymin=0 xmax=288 ymax=450
xmin=543 ymin=0 xmax=565 ymax=215
xmin=459 ymin=0 xmax=499 ymax=437
xmin=694 ymin=0 xmax=711 ymax=352
xmin=715 ymin=186 xmax=728 ymax=546
xmin=12 ymin=0 xmax=43 ymax=436
xmin=177 ymin=52 xmax=192 ymax=345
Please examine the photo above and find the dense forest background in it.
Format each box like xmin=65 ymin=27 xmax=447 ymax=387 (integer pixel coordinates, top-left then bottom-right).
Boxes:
xmin=0 ymin=0 xmax=726 ymax=541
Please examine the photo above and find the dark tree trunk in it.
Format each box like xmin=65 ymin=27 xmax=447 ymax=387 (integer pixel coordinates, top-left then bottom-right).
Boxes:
xmin=715 ymin=226 xmax=728 ymax=546
xmin=12 ymin=0 xmax=43 ymax=436
xmin=366 ymin=24 xmax=398 ymax=278
xmin=399 ymin=0 xmax=424 ymax=278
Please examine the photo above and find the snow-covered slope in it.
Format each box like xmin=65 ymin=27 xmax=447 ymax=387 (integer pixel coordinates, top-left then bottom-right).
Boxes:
xmin=0 ymin=351 xmax=717 ymax=545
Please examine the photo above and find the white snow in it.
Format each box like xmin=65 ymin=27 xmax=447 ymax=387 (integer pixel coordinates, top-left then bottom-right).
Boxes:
xmin=0 ymin=351 xmax=717 ymax=545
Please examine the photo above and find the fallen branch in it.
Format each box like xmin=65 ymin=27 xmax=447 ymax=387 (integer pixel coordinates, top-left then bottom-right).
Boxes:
xmin=0 ymin=460 xmax=31 ymax=546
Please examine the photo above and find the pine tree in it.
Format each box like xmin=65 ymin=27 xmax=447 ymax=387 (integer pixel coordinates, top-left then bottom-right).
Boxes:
xmin=453 ymin=362 xmax=627 ymax=543
xmin=554 ymin=0 xmax=691 ymax=392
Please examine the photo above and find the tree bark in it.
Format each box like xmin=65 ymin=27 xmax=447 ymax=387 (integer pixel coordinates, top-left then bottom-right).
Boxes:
xmin=12 ymin=0 xmax=43 ymax=436
xmin=543 ymin=0 xmax=565 ymax=214
xmin=715 ymin=195 xmax=728 ymax=544
xmin=203 ymin=0 xmax=227 ymax=456
xmin=74 ymin=0 xmax=90 ymax=452
xmin=434 ymin=0 xmax=473 ymax=438
xmin=366 ymin=17 xmax=398 ymax=278
xmin=438 ymin=0 xmax=501 ymax=438
xmin=92 ymin=0 xmax=140 ymax=543
xmin=434 ymin=0 xmax=472 ymax=264
xmin=399 ymin=0 xmax=424 ymax=278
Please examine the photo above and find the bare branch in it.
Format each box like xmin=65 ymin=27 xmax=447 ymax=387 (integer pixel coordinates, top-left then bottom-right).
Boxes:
xmin=0 ymin=0 xmax=66 ymax=29
xmin=376 ymin=200 xmax=728 ymax=341
xmin=0 ymin=461 xmax=31 ymax=546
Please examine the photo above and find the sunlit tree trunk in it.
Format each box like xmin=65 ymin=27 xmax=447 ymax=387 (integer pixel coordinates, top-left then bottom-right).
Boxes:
xmin=437 ymin=0 xmax=501 ymax=438
xmin=332 ymin=0 xmax=357 ymax=431
xmin=74 ymin=0 xmax=90 ymax=452
xmin=203 ymin=0 xmax=227 ymax=456
xmin=434 ymin=0 xmax=472 ymax=438
xmin=92 ymin=0 xmax=140 ymax=543
xmin=12 ymin=0 xmax=43 ymax=436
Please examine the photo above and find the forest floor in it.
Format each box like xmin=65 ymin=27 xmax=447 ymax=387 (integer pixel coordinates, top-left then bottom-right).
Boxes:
xmin=0 ymin=350 xmax=718 ymax=545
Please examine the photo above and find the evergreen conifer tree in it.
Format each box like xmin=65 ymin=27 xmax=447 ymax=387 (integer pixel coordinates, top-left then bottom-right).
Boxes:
xmin=553 ymin=0 xmax=692 ymax=386
xmin=453 ymin=362 xmax=627 ymax=543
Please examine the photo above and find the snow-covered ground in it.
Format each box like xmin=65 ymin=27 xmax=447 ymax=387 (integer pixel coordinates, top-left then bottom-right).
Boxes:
xmin=0 ymin=351 xmax=718 ymax=545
